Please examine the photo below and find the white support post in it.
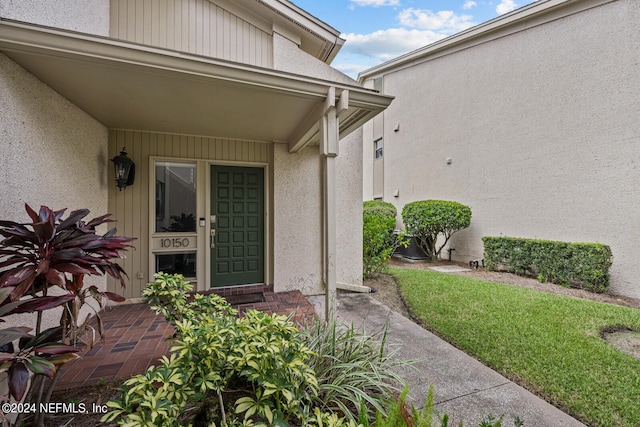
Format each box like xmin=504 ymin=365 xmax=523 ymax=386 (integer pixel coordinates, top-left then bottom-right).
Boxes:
xmin=320 ymin=87 xmax=340 ymax=320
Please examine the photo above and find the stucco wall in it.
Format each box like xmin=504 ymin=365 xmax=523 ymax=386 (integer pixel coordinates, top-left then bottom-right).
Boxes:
xmin=273 ymin=32 xmax=356 ymax=85
xmin=273 ymin=143 xmax=323 ymax=294
xmin=273 ymin=32 xmax=362 ymax=294
xmin=336 ymin=129 xmax=364 ymax=287
xmin=363 ymin=0 xmax=640 ymax=297
xmin=0 ymin=52 xmax=109 ymax=328
xmin=273 ymin=130 xmax=364 ymax=295
xmin=0 ymin=0 xmax=110 ymax=35
xmin=273 ymin=34 xmax=365 ymax=293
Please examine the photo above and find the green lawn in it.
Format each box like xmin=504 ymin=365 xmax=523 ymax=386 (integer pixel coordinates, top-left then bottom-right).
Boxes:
xmin=392 ymin=267 xmax=640 ymax=427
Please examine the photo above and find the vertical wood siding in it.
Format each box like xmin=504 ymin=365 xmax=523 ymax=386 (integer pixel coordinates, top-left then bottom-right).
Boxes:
xmin=107 ymin=130 xmax=272 ymax=298
xmin=110 ymin=0 xmax=273 ymax=68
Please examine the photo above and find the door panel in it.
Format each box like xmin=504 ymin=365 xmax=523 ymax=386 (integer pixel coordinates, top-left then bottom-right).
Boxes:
xmin=210 ymin=165 xmax=264 ymax=287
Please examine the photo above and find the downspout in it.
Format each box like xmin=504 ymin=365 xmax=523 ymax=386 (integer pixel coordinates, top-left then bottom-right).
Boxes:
xmin=320 ymin=87 xmax=337 ymax=319
xmin=320 ymin=86 xmax=349 ymax=319
xmin=337 ymin=282 xmax=377 ymax=293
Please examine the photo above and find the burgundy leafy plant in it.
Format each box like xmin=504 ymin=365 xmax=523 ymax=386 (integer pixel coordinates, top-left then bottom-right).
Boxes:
xmin=0 ymin=204 xmax=134 ymax=425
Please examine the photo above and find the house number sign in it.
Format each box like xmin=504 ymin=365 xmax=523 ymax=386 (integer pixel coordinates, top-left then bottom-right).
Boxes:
xmin=161 ymin=238 xmax=190 ymax=248
xmin=152 ymin=235 xmax=197 ymax=251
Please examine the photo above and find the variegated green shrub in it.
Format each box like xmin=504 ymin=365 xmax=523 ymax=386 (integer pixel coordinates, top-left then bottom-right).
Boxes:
xmin=103 ymin=274 xmax=364 ymax=426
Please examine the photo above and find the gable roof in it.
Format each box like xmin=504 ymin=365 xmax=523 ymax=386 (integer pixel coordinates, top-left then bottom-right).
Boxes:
xmin=219 ymin=0 xmax=344 ymax=64
xmin=254 ymin=0 xmax=345 ymax=63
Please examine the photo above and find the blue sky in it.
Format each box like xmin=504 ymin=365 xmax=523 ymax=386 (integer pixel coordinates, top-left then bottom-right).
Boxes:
xmin=291 ymin=0 xmax=536 ymax=78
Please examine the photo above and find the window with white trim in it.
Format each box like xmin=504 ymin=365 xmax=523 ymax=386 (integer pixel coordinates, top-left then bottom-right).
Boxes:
xmin=374 ymin=139 xmax=383 ymax=159
xmin=155 ymin=161 xmax=196 ymax=232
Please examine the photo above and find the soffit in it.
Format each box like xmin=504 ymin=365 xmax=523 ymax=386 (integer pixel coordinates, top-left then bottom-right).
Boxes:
xmin=0 ymin=20 xmax=392 ymax=145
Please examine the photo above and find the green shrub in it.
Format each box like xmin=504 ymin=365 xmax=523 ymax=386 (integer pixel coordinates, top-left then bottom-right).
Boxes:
xmin=105 ymin=273 xmax=403 ymax=426
xmin=363 ymin=200 xmax=397 ymax=220
xmin=401 ymin=200 xmax=472 ymax=260
xmin=363 ymin=213 xmax=397 ymax=278
xmin=142 ymin=272 xmax=193 ymax=322
xmin=482 ymin=236 xmax=613 ymax=293
xmin=143 ymin=272 xmax=233 ymax=323
xmin=363 ymin=201 xmax=405 ymax=278
xmin=107 ymin=276 xmax=320 ymax=426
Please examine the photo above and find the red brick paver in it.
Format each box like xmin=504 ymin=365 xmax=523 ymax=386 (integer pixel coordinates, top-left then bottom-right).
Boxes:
xmin=55 ymin=290 xmax=316 ymax=391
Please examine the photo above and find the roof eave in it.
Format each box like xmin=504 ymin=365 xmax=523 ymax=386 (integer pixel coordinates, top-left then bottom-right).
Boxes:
xmin=0 ymin=19 xmax=392 ymax=145
xmin=256 ymin=0 xmax=345 ymax=64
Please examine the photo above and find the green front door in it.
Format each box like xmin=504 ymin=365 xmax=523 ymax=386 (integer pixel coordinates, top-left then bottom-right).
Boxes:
xmin=210 ymin=165 xmax=264 ymax=287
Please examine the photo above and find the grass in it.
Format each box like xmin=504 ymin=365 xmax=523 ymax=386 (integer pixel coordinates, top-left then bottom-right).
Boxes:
xmin=392 ymin=267 xmax=640 ymax=427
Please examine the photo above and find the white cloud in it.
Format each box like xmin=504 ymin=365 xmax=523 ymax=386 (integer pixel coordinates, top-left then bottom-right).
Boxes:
xmin=463 ymin=1 xmax=477 ymax=10
xmin=397 ymin=8 xmax=476 ymax=33
xmin=336 ymin=6 xmax=482 ymax=76
xmin=341 ymin=28 xmax=450 ymax=61
xmin=350 ymin=0 xmax=400 ymax=7
xmin=496 ymin=0 xmax=518 ymax=14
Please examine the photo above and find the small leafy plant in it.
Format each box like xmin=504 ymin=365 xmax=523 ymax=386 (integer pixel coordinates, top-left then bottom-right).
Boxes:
xmin=107 ymin=273 xmax=413 ymax=426
xmin=106 ymin=274 xmax=325 ymax=426
xmin=363 ymin=385 xmax=524 ymax=427
xmin=0 ymin=204 xmax=133 ymax=426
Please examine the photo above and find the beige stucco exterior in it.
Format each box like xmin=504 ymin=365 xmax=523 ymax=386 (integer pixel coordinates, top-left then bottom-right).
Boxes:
xmin=1 ymin=0 xmax=390 ymax=312
xmin=336 ymin=130 xmax=365 ymax=288
xmin=0 ymin=50 xmax=109 ymax=328
xmin=0 ymin=53 xmax=108 ymax=223
xmin=273 ymin=143 xmax=323 ymax=294
xmin=273 ymin=32 xmax=355 ymax=86
xmin=362 ymin=0 xmax=640 ymax=298
xmin=0 ymin=0 xmax=109 ymax=35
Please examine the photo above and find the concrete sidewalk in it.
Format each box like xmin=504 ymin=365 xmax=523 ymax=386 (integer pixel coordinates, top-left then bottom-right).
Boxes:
xmin=308 ymin=293 xmax=586 ymax=427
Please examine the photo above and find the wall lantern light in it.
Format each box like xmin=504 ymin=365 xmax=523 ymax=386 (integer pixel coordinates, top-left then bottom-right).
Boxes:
xmin=111 ymin=147 xmax=135 ymax=191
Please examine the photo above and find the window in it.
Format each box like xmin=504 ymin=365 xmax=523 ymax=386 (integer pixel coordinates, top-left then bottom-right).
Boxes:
xmin=374 ymin=139 xmax=383 ymax=159
xmin=155 ymin=162 xmax=197 ymax=232
xmin=155 ymin=252 xmax=196 ymax=278
xmin=152 ymin=160 xmax=199 ymax=282
xmin=373 ymin=77 xmax=383 ymax=93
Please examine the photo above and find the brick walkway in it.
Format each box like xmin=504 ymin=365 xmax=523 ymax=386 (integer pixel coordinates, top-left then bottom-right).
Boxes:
xmin=55 ymin=290 xmax=317 ymax=391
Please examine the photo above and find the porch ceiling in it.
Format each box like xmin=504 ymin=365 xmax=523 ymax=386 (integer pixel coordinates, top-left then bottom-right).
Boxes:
xmin=0 ymin=19 xmax=392 ymax=146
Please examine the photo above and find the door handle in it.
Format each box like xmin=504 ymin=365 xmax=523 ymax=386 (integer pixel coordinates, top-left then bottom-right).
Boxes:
xmin=210 ymin=229 xmax=216 ymax=248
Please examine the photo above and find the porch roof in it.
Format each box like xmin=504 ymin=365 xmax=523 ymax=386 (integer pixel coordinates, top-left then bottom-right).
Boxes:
xmin=0 ymin=19 xmax=393 ymax=150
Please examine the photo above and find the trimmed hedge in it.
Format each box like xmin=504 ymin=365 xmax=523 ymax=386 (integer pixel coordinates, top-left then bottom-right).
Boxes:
xmin=402 ymin=200 xmax=472 ymax=260
xmin=482 ymin=236 xmax=613 ymax=293
xmin=363 ymin=201 xmax=398 ymax=278
xmin=363 ymin=200 xmax=397 ymax=220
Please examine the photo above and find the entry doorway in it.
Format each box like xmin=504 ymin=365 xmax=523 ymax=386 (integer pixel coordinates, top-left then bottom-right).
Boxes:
xmin=209 ymin=165 xmax=265 ymax=287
